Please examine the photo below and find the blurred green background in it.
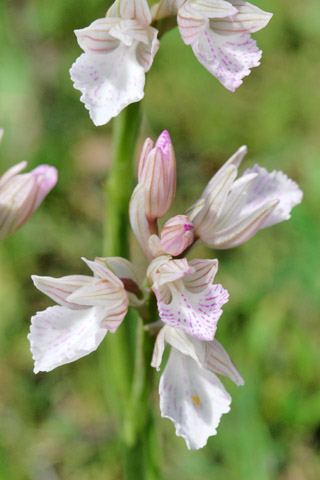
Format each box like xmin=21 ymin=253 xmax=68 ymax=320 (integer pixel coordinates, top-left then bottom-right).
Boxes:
xmin=1 ymin=0 xmax=320 ymax=478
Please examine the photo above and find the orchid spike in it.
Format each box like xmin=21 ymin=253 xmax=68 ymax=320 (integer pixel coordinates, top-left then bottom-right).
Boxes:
xmin=70 ymin=0 xmax=159 ymax=126
xmin=0 ymin=151 xmax=57 ymax=241
xmin=152 ymin=0 xmax=272 ymax=91
xmin=28 ymin=258 xmax=129 ymax=372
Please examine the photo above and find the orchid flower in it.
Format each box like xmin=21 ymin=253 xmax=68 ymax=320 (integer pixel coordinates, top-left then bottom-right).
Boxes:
xmin=70 ymin=0 xmax=159 ymax=125
xmin=152 ymin=0 xmax=272 ymax=91
xmin=28 ymin=257 xmax=129 ymax=372
xmin=0 ymin=131 xmax=58 ymax=241
xmin=151 ymin=324 xmax=244 ymax=449
xmin=186 ymin=146 xmax=303 ymax=249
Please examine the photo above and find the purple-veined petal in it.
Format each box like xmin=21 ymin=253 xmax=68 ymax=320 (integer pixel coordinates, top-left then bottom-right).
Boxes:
xmin=202 ymin=199 xmax=278 ymax=248
xmin=151 ymin=326 xmax=166 ymax=370
xmin=138 ymin=138 xmax=154 ymax=182
xmin=30 ymin=165 xmax=58 ymax=210
xmin=154 ymin=258 xmax=194 ymax=288
xmin=178 ymin=0 xmax=237 ymax=45
xmin=205 ymin=338 xmax=244 ymax=386
xmin=159 ymin=349 xmax=231 ymax=449
xmin=157 ymin=282 xmax=229 ymax=341
xmin=184 ymin=258 xmax=218 ymax=293
xmin=32 ymin=275 xmax=92 ymax=309
xmin=192 ymin=164 xmax=237 ymax=236
xmin=70 ymin=44 xmax=146 ymax=126
xmin=239 ymin=165 xmax=303 ymax=228
xmin=160 ymin=214 xmax=195 ymax=256
xmin=210 ymin=1 xmax=272 ymax=35
xmin=28 ymin=306 xmax=108 ymax=373
xmin=192 ymin=29 xmax=262 ymax=92
xmin=74 ymin=18 xmax=120 ymax=54
xmin=107 ymin=0 xmax=152 ymax=25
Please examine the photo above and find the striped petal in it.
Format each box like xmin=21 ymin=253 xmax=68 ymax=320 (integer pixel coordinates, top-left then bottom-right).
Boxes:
xmin=28 ymin=306 xmax=108 ymax=373
xmin=205 ymin=338 xmax=244 ymax=386
xmin=107 ymin=0 xmax=152 ymax=26
xmin=129 ymin=184 xmax=152 ymax=260
xmin=159 ymin=349 xmax=231 ymax=449
xmin=178 ymin=0 xmax=237 ymax=45
xmin=211 ymin=1 xmax=272 ymax=35
xmin=183 ymin=258 xmax=218 ymax=294
xmin=151 ymin=0 xmax=184 ymax=21
xmin=32 ymin=275 xmax=93 ymax=309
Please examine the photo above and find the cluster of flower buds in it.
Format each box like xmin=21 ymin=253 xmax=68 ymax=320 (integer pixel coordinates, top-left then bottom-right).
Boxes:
xmin=70 ymin=0 xmax=272 ymax=125
xmin=29 ymin=131 xmax=302 ymax=449
xmin=0 ymin=129 xmax=58 ymax=241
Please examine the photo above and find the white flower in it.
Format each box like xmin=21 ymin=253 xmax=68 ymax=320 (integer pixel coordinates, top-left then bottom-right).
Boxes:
xmin=148 ymin=256 xmax=228 ymax=341
xmin=70 ymin=0 xmax=159 ymax=125
xmin=152 ymin=324 xmax=244 ymax=449
xmin=187 ymin=146 xmax=303 ymax=248
xmin=28 ymin=258 xmax=129 ymax=372
xmin=152 ymin=0 xmax=272 ymax=91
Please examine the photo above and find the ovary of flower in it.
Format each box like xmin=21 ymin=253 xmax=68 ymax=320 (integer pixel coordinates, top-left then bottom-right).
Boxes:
xmin=0 ymin=160 xmax=57 ymax=242
xmin=28 ymin=257 xmax=129 ymax=373
xmin=130 ymin=130 xmax=176 ymax=259
xmin=151 ymin=324 xmax=244 ymax=449
xmin=148 ymin=256 xmax=228 ymax=341
xmin=152 ymin=0 xmax=272 ymax=91
xmin=70 ymin=0 xmax=159 ymax=126
xmin=187 ymin=146 xmax=303 ymax=249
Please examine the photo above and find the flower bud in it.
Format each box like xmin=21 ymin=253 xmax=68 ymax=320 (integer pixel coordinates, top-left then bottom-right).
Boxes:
xmin=138 ymin=130 xmax=176 ymax=221
xmin=0 ymin=163 xmax=57 ymax=241
xmin=160 ymin=215 xmax=194 ymax=256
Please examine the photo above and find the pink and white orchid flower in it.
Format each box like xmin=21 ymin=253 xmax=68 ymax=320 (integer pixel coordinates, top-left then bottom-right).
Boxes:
xmin=28 ymin=257 xmax=129 ymax=372
xmin=187 ymin=146 xmax=303 ymax=249
xmin=151 ymin=324 xmax=244 ymax=449
xmin=0 ymin=133 xmax=57 ymax=241
xmin=152 ymin=0 xmax=272 ymax=91
xmin=147 ymin=256 xmax=228 ymax=341
xmin=70 ymin=0 xmax=159 ymax=125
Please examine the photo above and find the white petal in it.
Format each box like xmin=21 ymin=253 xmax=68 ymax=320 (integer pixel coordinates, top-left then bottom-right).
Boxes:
xmin=240 ymin=165 xmax=303 ymax=228
xmin=183 ymin=259 xmax=219 ymax=294
xmin=178 ymin=0 xmax=237 ymax=45
xmin=205 ymin=338 xmax=244 ymax=386
xmin=0 ymin=161 xmax=27 ymax=189
xmin=28 ymin=306 xmax=107 ymax=373
xmin=157 ymin=283 xmax=229 ymax=341
xmin=159 ymin=349 xmax=231 ymax=449
xmin=129 ymin=184 xmax=152 ymax=260
xmin=70 ymin=44 xmax=145 ymax=126
xmin=202 ymin=199 xmax=278 ymax=248
xmin=211 ymin=1 xmax=272 ymax=35
xmin=151 ymin=326 xmax=166 ymax=370
xmin=31 ymin=275 xmax=92 ymax=309
xmin=81 ymin=257 xmax=124 ymax=285
xmin=192 ymin=29 xmax=262 ymax=91
xmin=107 ymin=0 xmax=152 ymax=25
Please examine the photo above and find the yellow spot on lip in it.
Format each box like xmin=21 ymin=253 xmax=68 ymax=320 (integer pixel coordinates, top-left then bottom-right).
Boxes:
xmin=192 ymin=395 xmax=200 ymax=406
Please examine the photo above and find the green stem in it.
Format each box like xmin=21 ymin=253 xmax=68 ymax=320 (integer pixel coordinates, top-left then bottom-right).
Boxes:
xmin=102 ymin=102 xmax=161 ymax=479
xmin=104 ymin=101 xmax=142 ymax=258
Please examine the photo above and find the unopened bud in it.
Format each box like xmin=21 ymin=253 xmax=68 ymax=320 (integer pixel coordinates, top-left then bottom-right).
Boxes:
xmin=160 ymin=215 xmax=194 ymax=256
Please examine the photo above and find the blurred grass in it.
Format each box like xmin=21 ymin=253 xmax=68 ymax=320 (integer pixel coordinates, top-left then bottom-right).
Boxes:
xmin=1 ymin=0 xmax=320 ymax=478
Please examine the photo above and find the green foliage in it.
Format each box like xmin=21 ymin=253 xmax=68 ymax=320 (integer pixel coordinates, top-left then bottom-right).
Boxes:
xmin=0 ymin=0 xmax=320 ymax=478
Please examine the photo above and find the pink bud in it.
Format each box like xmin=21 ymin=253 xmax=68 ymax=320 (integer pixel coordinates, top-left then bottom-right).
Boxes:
xmin=160 ymin=215 xmax=195 ymax=256
xmin=138 ymin=131 xmax=176 ymax=221
xmin=0 ymin=163 xmax=58 ymax=241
